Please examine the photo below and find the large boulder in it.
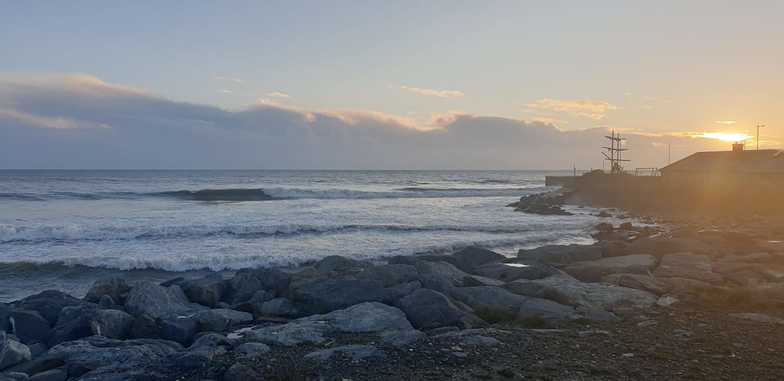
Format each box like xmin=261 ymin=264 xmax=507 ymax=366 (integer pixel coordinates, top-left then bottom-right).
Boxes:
xmin=449 ymin=247 xmax=506 ymax=273
xmin=356 ymin=264 xmax=419 ymax=287
xmin=14 ymin=291 xmax=85 ymax=326
xmin=450 ymin=286 xmax=575 ymax=320
xmin=91 ymin=309 xmax=134 ymax=339
xmin=192 ymin=309 xmax=253 ymax=332
xmin=253 ymin=298 xmax=299 ymax=318
xmin=29 ymin=368 xmax=67 ymax=381
xmin=506 ymin=274 xmax=658 ymax=312
xmin=41 ymin=336 xmax=182 ymax=377
xmin=517 ymin=244 xmax=603 ymax=265
xmin=124 ymin=282 xmax=206 ymax=318
xmin=238 ymin=302 xmax=414 ymax=346
xmin=601 ymin=273 xmax=668 ymax=295
xmin=1 ymin=332 xmax=31 ymax=371
xmin=290 ymin=278 xmax=390 ymax=314
xmin=0 ymin=304 xmax=11 ymax=333
xmin=473 ymin=261 xmax=559 ymax=282
xmin=227 ymin=268 xmax=291 ymax=304
xmin=10 ymin=310 xmax=51 ymax=345
xmin=48 ymin=304 xmax=99 ymax=346
xmin=181 ymin=275 xmax=226 ymax=308
xmin=84 ymin=278 xmax=131 ymax=305
xmin=397 ymin=289 xmax=480 ymax=330
xmin=405 ymin=260 xmax=470 ymax=292
xmin=158 ymin=317 xmax=198 ymax=346
xmin=563 ymin=254 xmax=657 ymax=282
xmin=654 ymin=253 xmax=724 ymax=284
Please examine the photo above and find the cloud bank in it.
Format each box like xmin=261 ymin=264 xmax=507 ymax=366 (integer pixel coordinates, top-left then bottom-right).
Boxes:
xmin=0 ymin=75 xmax=727 ymax=169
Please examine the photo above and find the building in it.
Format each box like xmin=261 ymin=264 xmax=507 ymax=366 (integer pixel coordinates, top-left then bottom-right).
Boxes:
xmin=661 ymin=144 xmax=784 ymax=181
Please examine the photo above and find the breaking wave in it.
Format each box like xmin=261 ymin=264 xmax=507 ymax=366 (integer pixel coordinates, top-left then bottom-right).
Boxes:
xmin=0 ymin=221 xmax=568 ymax=244
xmin=0 ymin=186 xmax=548 ymax=202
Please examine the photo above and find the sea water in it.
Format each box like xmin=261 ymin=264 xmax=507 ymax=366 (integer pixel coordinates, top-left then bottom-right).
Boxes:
xmin=0 ymin=170 xmax=602 ymax=301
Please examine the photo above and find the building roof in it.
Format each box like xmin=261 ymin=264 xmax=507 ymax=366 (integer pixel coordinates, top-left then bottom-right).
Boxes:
xmin=661 ymin=149 xmax=784 ymax=174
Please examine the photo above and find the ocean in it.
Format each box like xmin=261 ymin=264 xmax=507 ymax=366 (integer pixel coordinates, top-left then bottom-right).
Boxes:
xmin=0 ymin=170 xmax=605 ymax=302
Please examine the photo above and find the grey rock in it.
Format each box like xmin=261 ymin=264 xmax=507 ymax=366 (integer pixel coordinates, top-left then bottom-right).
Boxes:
xmin=235 ymin=342 xmax=270 ymax=356
xmin=563 ymin=254 xmax=657 ymax=282
xmin=654 ymin=253 xmax=724 ymax=284
xmin=462 ymin=335 xmax=502 ymax=346
xmin=451 ymin=286 xmax=576 ymax=320
xmin=44 ymin=336 xmax=182 ymax=375
xmin=14 ymin=291 xmax=85 ymax=326
xmin=172 ymin=333 xmax=230 ymax=369
xmin=84 ymin=278 xmax=130 ymax=305
xmin=129 ymin=314 xmax=159 ymax=339
xmin=222 ymin=362 xmax=264 ymax=381
xmin=193 ymin=309 xmax=253 ymax=332
xmin=48 ymin=304 xmax=99 ymax=346
xmin=450 ymin=247 xmax=506 ymax=273
xmin=505 ymin=274 xmax=657 ymax=312
xmin=236 ymin=290 xmax=273 ymax=315
xmin=238 ymin=302 xmax=413 ymax=346
xmin=0 ymin=304 xmax=11 ymax=333
xmin=517 ymin=244 xmax=603 ymax=264
xmin=28 ymin=368 xmax=66 ymax=381
xmin=124 ymin=282 xmax=206 ymax=318
xmin=181 ymin=274 xmax=226 ymax=308
xmin=97 ymin=295 xmax=115 ymax=309
xmin=409 ymin=260 xmax=470 ymax=292
xmin=255 ymin=298 xmax=299 ymax=318
xmin=27 ymin=343 xmax=47 ymax=359
xmin=304 ymin=344 xmax=383 ymax=361
xmin=10 ymin=310 xmax=51 ymax=345
xmin=462 ymin=275 xmax=505 ymax=287
xmin=291 ymin=278 xmax=390 ymax=314
xmin=1 ymin=332 xmax=32 ymax=371
xmin=357 ymin=264 xmax=419 ymax=287
xmin=90 ymin=309 xmax=134 ymax=339
xmin=0 ymin=372 xmax=29 ymax=381
xmin=158 ymin=316 xmax=198 ymax=345
xmin=385 ymin=281 xmax=422 ymax=301
xmin=227 ymin=268 xmax=291 ymax=304
xmin=601 ymin=273 xmax=668 ymax=295
xmin=474 ymin=261 xmax=558 ymax=281
xmin=397 ymin=289 xmax=478 ymax=329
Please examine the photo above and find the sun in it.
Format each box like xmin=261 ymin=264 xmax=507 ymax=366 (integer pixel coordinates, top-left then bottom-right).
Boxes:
xmin=699 ymin=132 xmax=753 ymax=142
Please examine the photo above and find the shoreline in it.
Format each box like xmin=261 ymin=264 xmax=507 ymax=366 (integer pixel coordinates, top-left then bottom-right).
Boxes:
xmin=3 ymin=191 xmax=784 ymax=380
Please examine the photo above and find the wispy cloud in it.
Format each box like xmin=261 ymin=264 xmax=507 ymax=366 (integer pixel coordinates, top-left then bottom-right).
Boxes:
xmin=213 ymin=75 xmax=243 ymax=84
xmin=266 ymin=91 xmax=290 ymax=99
xmin=219 ymin=89 xmax=233 ymax=94
xmin=525 ymin=98 xmax=618 ymax=120
xmin=400 ymin=86 xmax=464 ymax=98
xmin=714 ymin=120 xmax=737 ymax=125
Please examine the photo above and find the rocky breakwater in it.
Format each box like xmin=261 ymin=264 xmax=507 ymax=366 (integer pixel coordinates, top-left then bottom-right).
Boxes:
xmin=0 ymin=243 xmax=670 ymax=381
xmin=507 ymin=190 xmax=573 ymax=216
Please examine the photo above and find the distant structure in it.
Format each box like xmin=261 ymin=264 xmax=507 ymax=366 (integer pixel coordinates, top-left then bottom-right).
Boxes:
xmin=660 ymin=143 xmax=784 ymax=181
xmin=602 ymin=130 xmax=629 ymax=174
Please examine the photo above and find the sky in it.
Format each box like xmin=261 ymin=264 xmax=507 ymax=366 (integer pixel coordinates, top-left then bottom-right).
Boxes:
xmin=0 ymin=1 xmax=781 ymax=169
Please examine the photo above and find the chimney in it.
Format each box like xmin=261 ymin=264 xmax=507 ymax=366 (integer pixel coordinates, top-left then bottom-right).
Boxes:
xmin=732 ymin=142 xmax=744 ymax=153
